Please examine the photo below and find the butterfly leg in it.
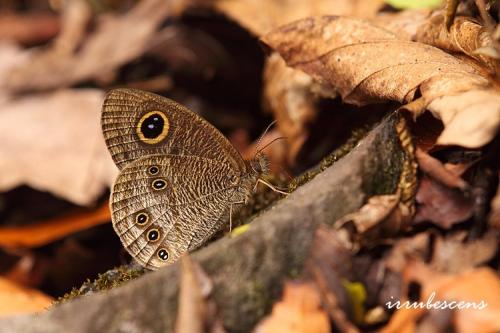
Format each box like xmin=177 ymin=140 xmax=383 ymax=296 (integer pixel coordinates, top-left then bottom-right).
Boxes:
xmin=257 ymin=178 xmax=289 ymax=196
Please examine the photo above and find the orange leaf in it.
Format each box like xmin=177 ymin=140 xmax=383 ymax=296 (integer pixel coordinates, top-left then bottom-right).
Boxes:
xmin=0 ymin=277 xmax=53 ymax=318
xmin=0 ymin=201 xmax=110 ymax=249
xmin=254 ymin=281 xmax=330 ymax=333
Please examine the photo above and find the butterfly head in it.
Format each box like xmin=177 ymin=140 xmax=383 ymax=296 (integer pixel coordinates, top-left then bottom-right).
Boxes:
xmin=250 ymin=152 xmax=270 ymax=176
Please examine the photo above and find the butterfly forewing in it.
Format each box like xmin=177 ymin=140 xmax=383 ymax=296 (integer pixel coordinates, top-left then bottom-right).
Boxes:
xmin=110 ymin=154 xmax=239 ymax=269
xmin=101 ymin=88 xmax=246 ymax=172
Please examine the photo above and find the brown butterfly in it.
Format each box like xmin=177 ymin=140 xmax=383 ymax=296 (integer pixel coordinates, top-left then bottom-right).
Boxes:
xmin=101 ymin=88 xmax=285 ymax=269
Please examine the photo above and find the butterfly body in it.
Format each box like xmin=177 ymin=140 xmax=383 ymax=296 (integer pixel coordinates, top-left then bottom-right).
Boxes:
xmin=101 ymin=88 xmax=264 ymax=269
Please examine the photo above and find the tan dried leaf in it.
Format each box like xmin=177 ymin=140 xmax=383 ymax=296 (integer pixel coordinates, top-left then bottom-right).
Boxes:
xmin=0 ymin=89 xmax=117 ymax=206
xmin=3 ymin=0 xmax=185 ymax=93
xmin=0 ymin=277 xmax=53 ymax=318
xmin=373 ymin=9 xmax=431 ymax=41
xmin=427 ymin=89 xmax=500 ymax=147
xmin=416 ymin=13 xmax=497 ymax=73
xmin=263 ymin=54 xmax=319 ymax=164
xmin=262 ymin=16 xmax=499 ymax=148
xmin=404 ymin=262 xmax=500 ymax=333
xmin=430 ymin=231 xmax=498 ymax=274
xmin=336 ymin=194 xmax=401 ymax=234
xmin=253 ymin=282 xmax=330 ymax=333
xmin=415 ymin=147 xmax=468 ymax=189
xmin=202 ymin=0 xmax=384 ymax=36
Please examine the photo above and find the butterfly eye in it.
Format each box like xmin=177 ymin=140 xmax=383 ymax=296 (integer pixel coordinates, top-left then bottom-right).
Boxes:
xmin=152 ymin=179 xmax=167 ymax=190
xmin=147 ymin=228 xmax=160 ymax=242
xmin=136 ymin=111 xmax=169 ymax=144
xmin=148 ymin=166 xmax=159 ymax=175
xmin=135 ymin=212 xmax=149 ymax=225
xmin=157 ymin=248 xmax=169 ymax=261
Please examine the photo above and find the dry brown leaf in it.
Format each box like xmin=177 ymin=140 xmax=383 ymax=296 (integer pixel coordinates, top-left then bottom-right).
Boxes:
xmin=0 ymin=201 xmax=110 ymax=249
xmin=175 ymin=256 xmax=225 ymax=333
xmin=262 ymin=16 xmax=499 ymax=148
xmin=199 ymin=0 xmax=384 ymax=37
xmin=415 ymin=175 xmax=473 ymax=228
xmin=430 ymin=231 xmax=498 ymax=274
xmin=3 ymin=0 xmax=186 ymax=92
xmin=336 ymin=194 xmax=401 ymax=233
xmin=253 ymin=281 xmax=330 ymax=333
xmin=373 ymin=9 xmax=431 ymax=41
xmin=0 ymin=277 xmax=53 ymax=318
xmin=263 ymin=54 xmax=319 ymax=164
xmin=0 ymin=89 xmax=117 ymax=205
xmin=305 ymin=226 xmax=359 ymax=333
xmin=403 ymin=262 xmax=500 ymax=333
xmin=427 ymin=89 xmax=500 ymax=147
xmin=380 ymin=307 xmax=424 ymax=333
xmin=0 ymin=13 xmax=60 ymax=45
xmin=415 ymin=148 xmax=468 ymax=190
xmin=335 ymin=194 xmax=411 ymax=247
xmin=416 ymin=13 xmax=497 ymax=73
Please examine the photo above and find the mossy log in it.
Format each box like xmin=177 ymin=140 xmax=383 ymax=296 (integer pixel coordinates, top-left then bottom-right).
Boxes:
xmin=0 ymin=113 xmax=406 ymax=333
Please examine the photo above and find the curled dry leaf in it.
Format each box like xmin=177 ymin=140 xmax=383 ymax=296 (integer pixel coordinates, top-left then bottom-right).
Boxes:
xmin=427 ymin=89 xmax=500 ymax=147
xmin=0 ymin=89 xmax=117 ymax=206
xmin=416 ymin=13 xmax=497 ymax=73
xmin=253 ymin=281 xmax=330 ymax=333
xmin=262 ymin=16 xmax=500 ymax=148
xmin=335 ymin=194 xmax=410 ymax=246
xmin=415 ymin=147 xmax=468 ymax=190
xmin=0 ymin=277 xmax=53 ymax=318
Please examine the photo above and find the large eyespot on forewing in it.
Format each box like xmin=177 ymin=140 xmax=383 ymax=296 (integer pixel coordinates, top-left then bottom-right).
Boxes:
xmin=136 ymin=111 xmax=170 ymax=144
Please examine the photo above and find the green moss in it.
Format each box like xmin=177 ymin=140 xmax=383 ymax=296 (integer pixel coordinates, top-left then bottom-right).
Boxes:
xmin=55 ymin=265 xmax=146 ymax=305
xmin=289 ymin=128 xmax=369 ymax=191
xmin=247 ymin=280 xmax=271 ymax=318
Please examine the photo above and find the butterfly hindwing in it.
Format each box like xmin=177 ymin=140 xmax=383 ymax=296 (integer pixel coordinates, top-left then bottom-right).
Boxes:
xmin=110 ymin=154 xmax=239 ymax=269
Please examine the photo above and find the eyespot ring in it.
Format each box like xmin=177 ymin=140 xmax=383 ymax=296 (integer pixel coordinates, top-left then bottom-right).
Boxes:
xmin=135 ymin=212 xmax=149 ymax=225
xmin=151 ymin=179 xmax=167 ymax=191
xmin=157 ymin=248 xmax=169 ymax=261
xmin=146 ymin=228 xmax=160 ymax=242
xmin=148 ymin=165 xmax=159 ymax=175
xmin=136 ymin=111 xmax=169 ymax=145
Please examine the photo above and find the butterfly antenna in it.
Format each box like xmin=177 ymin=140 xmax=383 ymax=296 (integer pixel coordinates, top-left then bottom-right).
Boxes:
xmin=256 ymin=136 xmax=288 ymax=156
xmin=255 ymin=120 xmax=277 ymax=154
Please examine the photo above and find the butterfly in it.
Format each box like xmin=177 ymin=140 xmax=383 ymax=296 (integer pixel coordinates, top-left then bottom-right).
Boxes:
xmin=101 ymin=88 xmax=285 ymax=269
